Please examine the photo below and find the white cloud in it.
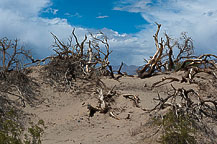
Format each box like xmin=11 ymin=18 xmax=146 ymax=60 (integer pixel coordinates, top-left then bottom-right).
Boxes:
xmin=0 ymin=0 xmax=148 ymax=65
xmin=0 ymin=0 xmax=51 ymax=17
xmin=4 ymin=0 xmax=216 ymax=66
xmin=43 ymin=8 xmax=59 ymax=15
xmin=0 ymin=0 xmax=88 ymax=59
xmin=64 ymin=12 xmax=82 ymax=18
xmin=114 ymin=0 xmax=217 ymax=57
xmin=96 ymin=15 xmax=109 ymax=19
xmin=97 ymin=29 xmax=145 ymax=65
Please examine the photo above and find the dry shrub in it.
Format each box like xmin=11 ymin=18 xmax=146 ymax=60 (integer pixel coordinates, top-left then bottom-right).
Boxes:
xmin=0 ymin=37 xmax=43 ymax=143
xmin=138 ymin=23 xmax=217 ymax=78
xmin=0 ymin=71 xmax=39 ymax=106
xmin=147 ymin=85 xmax=217 ymax=144
xmin=41 ymin=29 xmax=112 ymax=92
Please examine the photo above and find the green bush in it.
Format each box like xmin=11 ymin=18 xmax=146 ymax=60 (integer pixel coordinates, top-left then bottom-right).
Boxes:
xmin=0 ymin=110 xmax=44 ymax=144
xmin=24 ymin=120 xmax=45 ymax=144
xmin=154 ymin=110 xmax=197 ymax=144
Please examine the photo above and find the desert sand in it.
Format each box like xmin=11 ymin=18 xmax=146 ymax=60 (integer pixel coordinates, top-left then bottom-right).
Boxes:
xmin=23 ymin=66 xmax=217 ymax=144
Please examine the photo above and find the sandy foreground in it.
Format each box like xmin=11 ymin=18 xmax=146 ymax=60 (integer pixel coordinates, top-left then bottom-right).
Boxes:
xmin=23 ymin=66 xmax=217 ymax=144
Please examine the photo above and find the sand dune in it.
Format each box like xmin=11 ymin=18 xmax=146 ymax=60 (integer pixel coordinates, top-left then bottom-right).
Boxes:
xmin=22 ymin=66 xmax=217 ymax=144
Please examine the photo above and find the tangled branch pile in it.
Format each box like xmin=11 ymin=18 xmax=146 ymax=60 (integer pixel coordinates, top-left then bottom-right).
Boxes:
xmin=42 ymin=29 xmax=112 ymax=90
xmin=138 ymin=23 xmax=217 ymax=79
xmin=148 ymin=85 xmax=217 ymax=143
xmin=137 ymin=24 xmax=217 ymax=143
xmin=0 ymin=37 xmax=39 ymax=107
xmin=0 ymin=37 xmax=44 ymax=143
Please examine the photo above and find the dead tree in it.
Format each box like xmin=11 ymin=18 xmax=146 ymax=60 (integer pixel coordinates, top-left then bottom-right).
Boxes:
xmin=0 ymin=37 xmax=32 ymax=72
xmin=43 ymin=29 xmax=112 ymax=90
xmin=0 ymin=37 xmax=39 ymax=108
xmin=138 ymin=23 xmax=164 ymax=78
xmin=89 ymin=32 xmax=112 ymax=74
xmin=147 ymin=85 xmax=217 ymax=143
xmin=164 ymin=34 xmax=176 ymax=71
xmin=172 ymin=32 xmax=194 ymax=64
xmin=161 ymin=32 xmax=194 ymax=72
xmin=51 ymin=28 xmax=88 ymax=60
xmin=138 ymin=23 xmax=216 ymax=79
xmin=87 ymin=85 xmax=118 ymax=119
xmin=176 ymin=54 xmax=217 ymax=80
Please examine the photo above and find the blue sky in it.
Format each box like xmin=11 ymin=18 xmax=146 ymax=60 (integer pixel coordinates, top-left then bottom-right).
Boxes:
xmin=40 ymin=0 xmax=147 ymax=33
xmin=0 ymin=0 xmax=217 ymax=65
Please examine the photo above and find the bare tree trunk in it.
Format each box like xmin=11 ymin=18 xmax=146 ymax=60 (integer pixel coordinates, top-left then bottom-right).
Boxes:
xmin=86 ymin=41 xmax=93 ymax=73
xmin=165 ymin=34 xmax=175 ymax=71
xmin=138 ymin=23 xmax=164 ymax=78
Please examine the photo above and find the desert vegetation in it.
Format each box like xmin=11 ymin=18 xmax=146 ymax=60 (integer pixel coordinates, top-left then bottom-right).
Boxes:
xmin=0 ymin=38 xmax=44 ymax=144
xmin=137 ymin=23 xmax=217 ymax=143
xmin=0 ymin=23 xmax=217 ymax=144
xmin=137 ymin=23 xmax=217 ymax=78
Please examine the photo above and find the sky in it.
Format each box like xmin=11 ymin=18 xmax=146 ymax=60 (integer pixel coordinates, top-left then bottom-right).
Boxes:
xmin=0 ymin=0 xmax=217 ymax=65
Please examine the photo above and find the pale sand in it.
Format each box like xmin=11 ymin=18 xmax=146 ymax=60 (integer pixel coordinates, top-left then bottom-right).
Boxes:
xmin=23 ymin=66 xmax=217 ymax=144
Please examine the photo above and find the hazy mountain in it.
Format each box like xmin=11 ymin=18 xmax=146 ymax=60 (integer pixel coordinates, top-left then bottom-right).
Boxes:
xmin=112 ymin=63 xmax=139 ymax=75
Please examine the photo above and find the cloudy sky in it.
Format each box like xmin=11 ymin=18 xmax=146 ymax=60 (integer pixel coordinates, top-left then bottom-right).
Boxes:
xmin=0 ymin=0 xmax=217 ymax=65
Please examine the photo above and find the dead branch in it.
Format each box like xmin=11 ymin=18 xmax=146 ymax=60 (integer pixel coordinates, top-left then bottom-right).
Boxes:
xmin=148 ymin=84 xmax=217 ymax=121
xmin=138 ymin=23 xmax=164 ymax=78
xmin=0 ymin=37 xmax=32 ymax=72
xmin=43 ymin=29 xmax=113 ymax=90
xmin=0 ymin=84 xmax=28 ymax=107
xmin=85 ymin=41 xmax=93 ymax=73
xmin=174 ymin=32 xmax=194 ymax=63
xmin=198 ymin=54 xmax=217 ymax=60
xmin=87 ymin=104 xmax=99 ymax=117
xmin=71 ymin=28 xmax=87 ymax=57
xmin=98 ymin=88 xmax=107 ymax=111
xmin=107 ymin=85 xmax=116 ymax=97
xmin=151 ymin=77 xmax=180 ymax=88
xmin=177 ymin=59 xmax=203 ymax=71
xmin=108 ymin=65 xmax=115 ymax=79
xmin=117 ymin=62 xmax=124 ymax=76
xmin=147 ymin=85 xmax=217 ymax=143
xmin=107 ymin=62 xmax=134 ymax=80
xmin=176 ymin=56 xmax=217 ymax=79
xmin=89 ymin=32 xmax=112 ymax=71
xmin=123 ymin=94 xmax=140 ymax=107
xmin=109 ymin=111 xmax=120 ymax=120
xmin=24 ymin=56 xmax=53 ymax=66
xmin=165 ymin=33 xmax=176 ymax=71
xmin=87 ymin=85 xmax=117 ymax=117
xmin=138 ymin=25 xmax=200 ymax=78
xmin=15 ymin=85 xmax=26 ymax=107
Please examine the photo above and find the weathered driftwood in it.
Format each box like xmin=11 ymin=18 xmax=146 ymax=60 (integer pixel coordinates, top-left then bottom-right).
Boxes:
xmin=138 ymin=23 xmax=164 ymax=78
xmin=87 ymin=104 xmax=99 ymax=117
xmin=148 ymin=84 xmax=217 ymax=120
xmin=147 ymin=84 xmax=217 ymax=142
xmin=138 ymin=23 xmax=216 ymax=79
xmin=151 ymin=77 xmax=180 ymax=88
xmin=108 ymin=62 xmax=132 ymax=80
xmin=0 ymin=37 xmax=33 ymax=72
xmin=109 ymin=111 xmax=120 ymax=120
xmin=0 ymin=85 xmax=26 ymax=107
xmin=123 ymin=94 xmax=140 ymax=108
xmin=87 ymin=86 xmax=117 ymax=118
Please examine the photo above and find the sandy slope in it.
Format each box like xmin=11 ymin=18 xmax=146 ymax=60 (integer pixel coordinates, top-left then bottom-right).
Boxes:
xmin=23 ymin=67 xmax=217 ymax=144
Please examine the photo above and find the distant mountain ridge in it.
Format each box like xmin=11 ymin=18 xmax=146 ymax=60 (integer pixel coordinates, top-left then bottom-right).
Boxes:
xmin=111 ymin=63 xmax=139 ymax=75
